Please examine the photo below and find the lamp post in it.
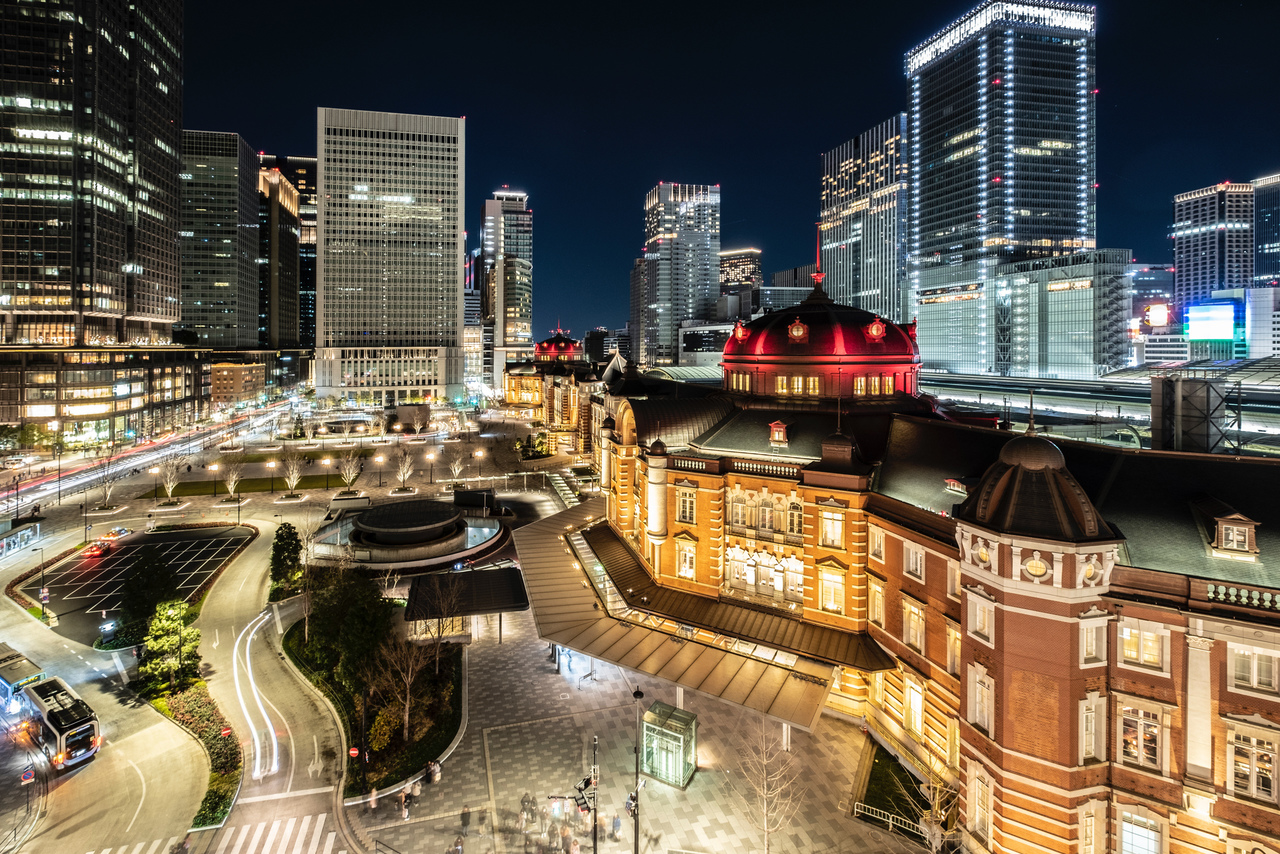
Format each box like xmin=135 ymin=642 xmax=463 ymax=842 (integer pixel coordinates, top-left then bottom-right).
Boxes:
xmin=31 ymin=547 xmax=47 ymax=620
xmin=209 ymin=462 xmax=219 ymax=497
xmin=375 ymin=455 xmax=384 ymax=488
xmin=267 ymin=461 xmax=276 ymax=494
xmin=318 ymin=426 xmax=327 ymax=449
xmin=149 ymin=466 xmax=160 ymax=501
xmin=426 ymin=452 xmax=435 ymax=486
xmin=392 ymin=423 xmax=402 ymax=444
xmin=322 ymin=457 xmax=331 ymax=490
xmin=632 ymin=687 xmax=645 ymax=854
xmin=474 ymin=449 xmax=484 ymax=480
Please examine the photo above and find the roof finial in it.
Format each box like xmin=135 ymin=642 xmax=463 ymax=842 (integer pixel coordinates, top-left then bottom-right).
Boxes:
xmin=1026 ymin=389 xmax=1036 ymax=435
xmin=803 ymin=223 xmax=832 ymax=304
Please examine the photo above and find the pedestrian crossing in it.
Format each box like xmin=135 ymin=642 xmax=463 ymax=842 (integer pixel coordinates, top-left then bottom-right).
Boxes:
xmin=82 ymin=813 xmax=344 ymax=854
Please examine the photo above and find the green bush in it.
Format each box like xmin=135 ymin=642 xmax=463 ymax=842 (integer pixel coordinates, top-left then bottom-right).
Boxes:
xmin=194 ymin=769 xmax=239 ymax=826
xmin=166 ymin=682 xmax=242 ymax=775
xmin=368 ymin=705 xmax=397 ymax=752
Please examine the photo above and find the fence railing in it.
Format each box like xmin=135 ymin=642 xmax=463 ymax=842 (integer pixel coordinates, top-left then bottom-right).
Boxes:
xmin=853 ymin=802 xmax=925 ymax=838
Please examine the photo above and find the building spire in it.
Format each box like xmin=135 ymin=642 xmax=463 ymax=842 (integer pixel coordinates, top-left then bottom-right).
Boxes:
xmin=803 ymin=223 xmax=832 ymax=304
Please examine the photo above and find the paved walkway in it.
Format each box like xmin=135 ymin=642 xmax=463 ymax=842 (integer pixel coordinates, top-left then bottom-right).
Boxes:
xmin=0 ymin=716 xmax=47 ymax=854
xmin=343 ymin=608 xmax=924 ymax=854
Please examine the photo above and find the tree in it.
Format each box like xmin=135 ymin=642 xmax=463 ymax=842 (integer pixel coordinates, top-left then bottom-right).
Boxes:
xmin=220 ymin=451 xmax=246 ymax=499
xmin=414 ymin=573 xmax=464 ymax=675
xmin=158 ymin=452 xmax=187 ymax=501
xmin=121 ymin=547 xmax=180 ymax=623
xmin=887 ymin=750 xmax=958 ymax=853
xmin=339 ymin=420 xmax=354 ymax=444
xmin=338 ymin=449 xmax=361 ymax=491
xmin=375 ymin=631 xmax=432 ymax=740
xmin=411 ymin=409 xmax=425 ymax=437
xmin=370 ymin=410 xmax=386 ymax=443
xmin=731 ymin=717 xmax=807 ymax=854
xmin=89 ymin=445 xmax=125 ymax=508
xmin=138 ymin=601 xmax=201 ymax=690
xmin=303 ymin=418 xmax=317 ymax=444
xmin=449 ymin=458 xmax=464 ymax=481
xmin=269 ymin=522 xmax=303 ymax=586
xmin=394 ymin=447 xmax=414 ymax=490
xmin=281 ymin=447 xmax=304 ymax=495
xmin=308 ymin=563 xmax=393 ymax=694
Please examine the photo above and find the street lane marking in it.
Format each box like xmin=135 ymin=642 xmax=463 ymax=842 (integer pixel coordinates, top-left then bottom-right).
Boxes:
xmin=212 ymin=825 xmax=234 ymax=854
xmin=129 ymin=842 xmax=145 ymax=854
xmin=228 ymin=823 xmax=252 ymax=854
xmin=236 ymin=785 xmax=333 ymax=803
xmin=275 ymin=818 xmax=296 ymax=854
xmin=242 ymin=823 xmax=265 ymax=854
xmin=273 ymin=603 xmax=283 ymax=634
xmin=320 ymin=831 xmax=334 ymax=854
xmin=260 ymin=820 xmax=281 ymax=854
xmin=145 ymin=838 xmax=165 ymax=854
xmin=306 ymin=814 xmax=326 ymax=854
xmin=307 ymin=735 xmax=320 ymax=779
xmin=112 ymin=652 xmax=129 ymax=685
xmin=124 ymin=760 xmax=146 ymax=834
xmin=288 ymin=816 xmax=311 ymax=854
xmin=213 ymin=627 xmax=220 ymax=650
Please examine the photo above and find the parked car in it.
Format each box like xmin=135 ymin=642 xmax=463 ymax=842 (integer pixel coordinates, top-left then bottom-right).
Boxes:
xmin=100 ymin=526 xmax=132 ymax=541
xmin=83 ymin=542 xmax=111 ymax=557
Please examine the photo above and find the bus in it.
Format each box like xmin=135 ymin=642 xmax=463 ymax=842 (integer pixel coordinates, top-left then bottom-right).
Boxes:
xmin=0 ymin=643 xmax=45 ymax=715
xmin=22 ymin=678 xmax=100 ymax=770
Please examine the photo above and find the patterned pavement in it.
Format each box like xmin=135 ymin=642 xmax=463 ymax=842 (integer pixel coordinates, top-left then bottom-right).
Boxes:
xmin=343 ymin=608 xmax=925 ymax=854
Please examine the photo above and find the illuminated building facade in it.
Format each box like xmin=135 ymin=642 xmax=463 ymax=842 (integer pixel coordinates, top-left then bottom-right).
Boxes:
xmin=257 ymin=168 xmax=300 ymax=349
xmin=908 ymin=0 xmax=1098 ymax=375
xmin=1253 ymin=173 xmax=1280 ymax=288
xmin=638 ymin=183 xmax=721 ymax=366
xmin=580 ymin=276 xmax=1280 ymax=854
xmin=260 ymin=155 xmax=318 ymax=348
xmin=719 ymin=248 xmax=763 ymax=296
xmin=210 ymin=362 xmax=265 ymax=408
xmin=178 ymin=131 xmax=261 ymax=349
xmin=1172 ymin=183 xmax=1254 ymax=315
xmin=480 ymin=189 xmax=533 ymax=366
xmin=821 ymin=114 xmax=910 ymax=321
xmin=315 ymin=109 xmax=465 ymax=403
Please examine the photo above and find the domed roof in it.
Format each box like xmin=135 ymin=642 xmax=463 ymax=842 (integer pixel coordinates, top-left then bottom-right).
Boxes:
xmin=723 ymin=288 xmax=918 ymax=361
xmin=998 ymin=435 xmax=1065 ymax=471
xmin=534 ymin=332 xmax=583 ymax=358
xmin=956 ymin=434 xmax=1115 ymax=542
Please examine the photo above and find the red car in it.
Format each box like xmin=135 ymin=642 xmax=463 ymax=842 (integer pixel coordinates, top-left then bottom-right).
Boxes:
xmin=83 ymin=542 xmax=111 ymax=557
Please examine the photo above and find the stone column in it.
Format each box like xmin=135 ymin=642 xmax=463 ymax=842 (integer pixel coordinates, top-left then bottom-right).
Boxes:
xmin=1185 ymin=634 xmax=1214 ymax=781
xmin=646 ymin=452 xmax=667 ymax=540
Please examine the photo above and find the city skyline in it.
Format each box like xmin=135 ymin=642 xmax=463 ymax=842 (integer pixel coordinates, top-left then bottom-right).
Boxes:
xmin=185 ymin=0 xmax=1280 ymax=340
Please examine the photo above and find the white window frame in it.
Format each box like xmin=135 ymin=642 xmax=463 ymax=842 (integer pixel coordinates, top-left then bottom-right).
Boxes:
xmin=1078 ymin=692 xmax=1106 ymax=764
xmin=970 ymin=766 xmax=992 ymax=841
xmin=903 ymin=599 xmax=926 ymax=655
xmin=676 ymin=543 xmax=696 ymax=579
xmin=947 ymin=717 xmax=959 ymax=769
xmin=820 ymin=510 xmax=843 ymax=548
xmin=1117 ymin=618 xmax=1170 ymax=676
xmin=1230 ymin=727 xmax=1278 ymax=804
xmin=676 ymin=488 xmax=695 ymax=524
xmin=969 ymin=663 xmax=993 ymax=734
xmin=785 ymin=502 xmax=803 ymax=536
xmin=729 ymin=499 xmax=746 ymax=528
xmin=1229 ymin=643 xmax=1280 ymax=697
xmin=947 ymin=559 xmax=961 ymax=600
xmin=967 ymin=592 xmax=995 ymax=647
xmin=869 ymin=526 xmax=885 ymax=562
xmin=904 ymin=542 xmax=925 ymax=582
xmin=1080 ymin=618 xmax=1108 ymax=668
xmin=1118 ymin=698 xmax=1168 ymax=774
xmin=819 ymin=569 xmax=844 ymax=614
xmin=1120 ymin=809 xmax=1162 ymax=854
xmin=1081 ymin=810 xmax=1095 ymax=854
xmin=905 ymin=676 xmax=924 ymax=736
xmin=869 ymin=578 xmax=885 ymax=627
xmin=947 ymin=623 xmax=962 ymax=676
xmin=758 ymin=503 xmax=774 ymax=532
xmin=1222 ymin=524 xmax=1249 ymax=551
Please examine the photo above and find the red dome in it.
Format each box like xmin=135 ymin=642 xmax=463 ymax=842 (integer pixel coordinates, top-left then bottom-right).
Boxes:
xmin=723 ymin=296 xmax=917 ymax=359
xmin=534 ymin=332 xmax=584 ymax=361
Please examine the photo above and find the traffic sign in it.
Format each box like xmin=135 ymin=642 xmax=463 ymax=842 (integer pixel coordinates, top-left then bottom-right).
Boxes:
xmin=20 ymin=765 xmax=33 ymax=785
xmin=349 ymin=747 xmax=359 ymax=758
xmin=220 ymin=726 xmax=232 ymax=737
xmin=39 ymin=588 xmax=48 ymax=603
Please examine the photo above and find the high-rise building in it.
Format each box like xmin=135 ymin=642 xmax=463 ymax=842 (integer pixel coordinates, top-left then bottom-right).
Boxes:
xmin=1171 ymin=182 xmax=1254 ymax=314
xmin=258 ymin=169 xmax=300 ymax=349
xmin=820 ymin=114 xmax=910 ymax=320
xmin=0 ymin=0 xmax=205 ymax=441
xmin=480 ymin=189 xmax=534 ymax=366
xmin=762 ymin=265 xmax=817 ymax=313
xmin=1254 ymin=172 xmax=1280 ymax=288
xmin=315 ymin=108 xmax=465 ymax=403
xmin=641 ymin=183 xmax=721 ymax=365
xmin=907 ymin=0 xmax=1100 ymax=376
xmin=260 ymin=155 xmax=318 ymax=348
xmin=178 ymin=131 xmax=261 ymax=349
xmin=719 ymin=248 xmax=763 ymax=296
xmin=628 ymin=258 xmax=647 ymax=363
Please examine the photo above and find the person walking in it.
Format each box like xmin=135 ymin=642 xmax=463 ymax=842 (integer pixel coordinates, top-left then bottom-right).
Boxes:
xmin=462 ymin=804 xmax=471 ymax=837
xmin=559 ymin=823 xmax=571 ymax=853
xmin=611 ymin=813 xmax=622 ymax=841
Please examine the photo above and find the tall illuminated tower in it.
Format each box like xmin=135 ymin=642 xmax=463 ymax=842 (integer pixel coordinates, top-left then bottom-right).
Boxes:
xmin=641 ymin=182 xmax=720 ymax=366
xmin=480 ymin=189 xmax=533 ymax=366
xmin=1172 ymin=182 xmax=1254 ymax=314
xmin=315 ymin=108 xmax=465 ymax=403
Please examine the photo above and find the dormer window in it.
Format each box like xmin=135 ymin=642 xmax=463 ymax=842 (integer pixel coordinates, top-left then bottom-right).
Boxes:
xmin=1195 ymin=497 xmax=1260 ymax=560
xmin=1222 ymin=525 xmax=1249 ymax=551
xmin=769 ymin=420 xmax=788 ymax=446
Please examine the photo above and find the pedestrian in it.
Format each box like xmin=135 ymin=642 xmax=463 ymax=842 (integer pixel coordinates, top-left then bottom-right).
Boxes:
xmin=369 ymin=787 xmax=378 ymax=812
xmin=569 ymin=839 xmax=580 ymax=854
xmin=611 ymin=813 xmax=621 ymax=841
xmin=540 ymin=805 xmax=549 ymax=834
xmin=453 ymin=836 xmax=465 ymax=854
xmin=462 ymin=804 xmax=471 ymax=837
xmin=559 ymin=823 xmax=571 ymax=853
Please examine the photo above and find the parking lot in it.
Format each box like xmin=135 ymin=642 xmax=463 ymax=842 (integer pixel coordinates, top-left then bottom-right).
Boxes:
xmin=22 ymin=525 xmax=254 ymax=643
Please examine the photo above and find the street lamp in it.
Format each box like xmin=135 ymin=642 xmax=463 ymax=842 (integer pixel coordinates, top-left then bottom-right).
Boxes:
xmin=31 ymin=547 xmax=47 ymax=620
xmin=149 ymin=466 xmax=160 ymax=501
xmin=474 ymin=449 xmax=484 ymax=480
xmin=209 ymin=462 xmax=219 ymax=497
xmin=374 ymin=455 xmax=384 ymax=488
xmin=267 ymin=461 xmax=276 ymax=494
xmin=426 ymin=452 xmax=435 ymax=485
xmin=318 ymin=426 xmax=328 ymax=449
xmin=322 ymin=457 xmax=331 ymax=490
xmin=392 ymin=423 xmax=402 ymax=444
xmin=631 ymin=687 xmax=645 ymax=854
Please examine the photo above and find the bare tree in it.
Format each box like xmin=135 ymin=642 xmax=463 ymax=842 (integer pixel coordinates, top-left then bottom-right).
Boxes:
xmin=220 ymin=451 xmax=246 ymax=499
xmin=888 ymin=752 xmax=958 ymax=852
xmin=449 ymin=458 xmax=464 ymax=481
xmin=298 ymin=509 xmax=326 ymax=644
xmin=394 ymin=446 xmax=414 ymax=490
xmin=415 ymin=573 xmax=464 ymax=674
xmin=375 ymin=630 xmax=432 ymax=741
xmin=303 ymin=418 xmax=317 ymax=444
xmin=731 ymin=717 xmax=807 ymax=854
xmin=282 ymin=447 xmax=304 ymax=495
xmin=411 ymin=409 xmax=425 ymax=437
xmin=90 ymin=445 xmax=125 ymax=509
xmin=339 ymin=420 xmax=354 ymax=444
xmin=370 ymin=410 xmax=386 ymax=443
xmin=158 ymin=452 xmax=187 ymax=501
xmin=338 ymin=449 xmax=361 ymax=491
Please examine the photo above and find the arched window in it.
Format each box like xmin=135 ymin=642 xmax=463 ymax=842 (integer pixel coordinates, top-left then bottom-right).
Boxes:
xmin=758 ymin=503 xmax=774 ymax=531
xmin=787 ymin=502 xmax=803 ymax=535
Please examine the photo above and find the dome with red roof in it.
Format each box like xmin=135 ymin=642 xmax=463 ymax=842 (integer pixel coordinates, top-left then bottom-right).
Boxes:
xmin=721 ymin=279 xmax=921 ymax=400
xmin=534 ymin=332 xmax=584 ymax=362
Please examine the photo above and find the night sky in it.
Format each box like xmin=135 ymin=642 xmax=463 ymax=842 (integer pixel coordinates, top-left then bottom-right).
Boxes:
xmin=185 ymin=0 xmax=1280 ymax=341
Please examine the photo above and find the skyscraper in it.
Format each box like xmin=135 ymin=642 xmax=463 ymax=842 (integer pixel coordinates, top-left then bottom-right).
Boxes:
xmin=1171 ymin=182 xmax=1254 ymax=314
xmin=179 ymin=131 xmax=261 ymax=349
xmin=718 ymin=248 xmax=763 ymax=296
xmin=907 ymin=0 xmax=1115 ymax=377
xmin=480 ymin=189 xmax=533 ymax=366
xmin=315 ymin=108 xmax=465 ymax=403
xmin=628 ymin=258 xmax=647 ymax=362
xmin=258 ymin=168 xmax=300 ymax=349
xmin=1253 ymin=172 xmax=1280 ymax=288
xmin=640 ymin=183 xmax=721 ymax=366
xmin=260 ymin=155 xmax=318 ymax=348
xmin=820 ymin=114 xmax=909 ymax=320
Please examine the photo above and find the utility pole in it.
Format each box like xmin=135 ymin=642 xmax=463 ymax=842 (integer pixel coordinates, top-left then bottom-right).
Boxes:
xmin=632 ymin=687 xmax=644 ymax=854
xmin=592 ymin=734 xmax=599 ymax=854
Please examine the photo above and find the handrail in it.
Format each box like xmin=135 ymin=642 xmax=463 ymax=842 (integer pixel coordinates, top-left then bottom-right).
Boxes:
xmin=853 ymin=802 xmax=925 ymax=839
xmin=374 ymin=841 xmax=404 ymax=854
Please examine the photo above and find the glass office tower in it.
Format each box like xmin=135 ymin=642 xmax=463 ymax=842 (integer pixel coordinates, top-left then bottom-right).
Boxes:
xmin=315 ymin=108 xmax=465 ymax=403
xmin=1171 ymin=182 xmax=1253 ymax=315
xmin=820 ymin=114 xmax=909 ymax=321
xmin=908 ymin=1 xmax=1100 ymax=376
xmin=1254 ymin=173 xmax=1280 ymax=288
xmin=640 ymin=183 xmax=720 ymax=366
xmin=480 ymin=190 xmax=533 ymax=366
xmin=260 ymin=155 xmax=318 ymax=348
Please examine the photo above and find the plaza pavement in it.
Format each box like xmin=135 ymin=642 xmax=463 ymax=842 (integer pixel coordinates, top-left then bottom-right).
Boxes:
xmin=341 ymin=607 xmax=925 ymax=854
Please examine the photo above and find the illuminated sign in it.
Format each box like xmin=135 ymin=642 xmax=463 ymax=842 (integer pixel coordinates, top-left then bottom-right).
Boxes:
xmin=1144 ymin=303 xmax=1170 ymax=327
xmin=1187 ymin=304 xmax=1236 ymax=341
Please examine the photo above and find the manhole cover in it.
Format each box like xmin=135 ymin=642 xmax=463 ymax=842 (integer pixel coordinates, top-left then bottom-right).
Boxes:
xmin=560 ymin=693 xmax=570 ymax=700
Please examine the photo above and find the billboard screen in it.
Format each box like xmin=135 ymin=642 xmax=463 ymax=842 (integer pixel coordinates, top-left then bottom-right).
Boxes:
xmin=1187 ymin=303 xmax=1235 ymax=340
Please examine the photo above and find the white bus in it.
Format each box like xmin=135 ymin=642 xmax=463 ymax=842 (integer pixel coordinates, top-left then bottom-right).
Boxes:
xmin=22 ymin=677 xmax=100 ymax=770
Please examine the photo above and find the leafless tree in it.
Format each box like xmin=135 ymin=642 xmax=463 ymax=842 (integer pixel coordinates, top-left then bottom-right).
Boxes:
xmin=158 ymin=451 xmax=187 ymax=501
xmin=394 ymin=446 xmax=414 ymax=489
xmin=282 ymin=447 xmax=304 ymax=495
xmin=411 ymin=408 xmax=425 ymax=436
xmin=449 ymin=457 xmax=464 ymax=481
xmin=888 ymin=751 xmax=958 ymax=852
xmin=90 ymin=445 xmax=125 ymax=508
xmin=339 ymin=420 xmax=354 ymax=444
xmin=303 ymin=418 xmax=317 ymax=443
xmin=298 ymin=509 xmax=326 ymax=644
xmin=370 ymin=410 xmax=386 ymax=443
xmin=415 ymin=573 xmax=464 ymax=674
xmin=375 ymin=630 xmax=432 ymax=741
xmin=338 ymin=449 xmax=361 ymax=491
xmin=731 ymin=716 xmax=807 ymax=854
xmin=220 ymin=451 xmax=246 ymax=498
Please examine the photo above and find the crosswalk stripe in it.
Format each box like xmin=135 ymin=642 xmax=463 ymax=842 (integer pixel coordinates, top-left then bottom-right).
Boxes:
xmin=320 ymin=832 xmax=334 ymax=854
xmin=242 ymin=823 xmax=266 ymax=854
xmin=129 ymin=843 xmax=145 ymax=854
xmin=275 ymin=818 xmax=296 ymax=854
xmin=258 ymin=821 xmax=282 ymax=854
xmin=164 ymin=838 xmax=179 ymax=854
xmin=289 ymin=815 xmax=311 ymax=854
xmin=228 ymin=823 xmax=252 ymax=854
xmin=305 ymin=814 xmax=326 ymax=854
xmin=213 ymin=825 xmax=234 ymax=854
xmin=145 ymin=838 xmax=166 ymax=854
